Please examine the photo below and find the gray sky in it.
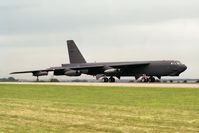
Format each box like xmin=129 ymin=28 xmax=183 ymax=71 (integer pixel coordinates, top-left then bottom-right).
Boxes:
xmin=1 ymin=0 xmax=199 ymax=80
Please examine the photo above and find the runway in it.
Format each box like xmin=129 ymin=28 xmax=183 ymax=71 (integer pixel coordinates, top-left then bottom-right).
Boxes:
xmin=1 ymin=82 xmax=199 ymax=88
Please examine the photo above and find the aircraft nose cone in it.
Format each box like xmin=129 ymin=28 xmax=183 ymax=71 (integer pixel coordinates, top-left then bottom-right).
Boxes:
xmin=181 ymin=64 xmax=187 ymax=72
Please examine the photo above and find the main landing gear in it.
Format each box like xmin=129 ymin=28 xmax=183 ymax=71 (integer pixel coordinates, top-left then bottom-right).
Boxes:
xmin=140 ymin=75 xmax=156 ymax=82
xmin=103 ymin=76 xmax=115 ymax=82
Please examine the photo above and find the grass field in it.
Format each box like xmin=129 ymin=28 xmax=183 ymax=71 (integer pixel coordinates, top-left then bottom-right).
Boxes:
xmin=0 ymin=84 xmax=199 ymax=133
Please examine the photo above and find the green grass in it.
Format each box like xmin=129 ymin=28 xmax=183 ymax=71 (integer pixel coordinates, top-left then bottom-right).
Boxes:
xmin=0 ymin=84 xmax=199 ymax=133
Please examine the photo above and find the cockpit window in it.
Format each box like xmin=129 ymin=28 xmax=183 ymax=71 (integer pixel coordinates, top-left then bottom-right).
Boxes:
xmin=176 ymin=61 xmax=182 ymax=65
xmin=171 ymin=61 xmax=182 ymax=65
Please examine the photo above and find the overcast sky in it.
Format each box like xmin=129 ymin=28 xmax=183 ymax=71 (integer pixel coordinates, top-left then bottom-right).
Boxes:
xmin=1 ymin=0 xmax=199 ymax=80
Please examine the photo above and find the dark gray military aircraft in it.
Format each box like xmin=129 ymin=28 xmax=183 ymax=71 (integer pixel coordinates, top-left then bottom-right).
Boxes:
xmin=11 ymin=40 xmax=187 ymax=82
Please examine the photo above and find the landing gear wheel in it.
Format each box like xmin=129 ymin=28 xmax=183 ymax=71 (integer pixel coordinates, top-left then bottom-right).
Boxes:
xmin=109 ymin=77 xmax=115 ymax=82
xmin=103 ymin=78 xmax=109 ymax=82
xmin=144 ymin=78 xmax=149 ymax=82
xmin=150 ymin=76 xmax=155 ymax=82
xmin=141 ymin=76 xmax=149 ymax=82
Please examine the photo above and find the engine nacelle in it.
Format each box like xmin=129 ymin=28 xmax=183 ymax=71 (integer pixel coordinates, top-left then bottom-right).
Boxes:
xmin=33 ymin=71 xmax=48 ymax=76
xmin=104 ymin=68 xmax=120 ymax=74
xmin=64 ymin=70 xmax=81 ymax=76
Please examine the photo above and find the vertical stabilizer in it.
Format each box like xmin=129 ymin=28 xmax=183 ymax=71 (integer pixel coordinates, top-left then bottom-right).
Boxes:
xmin=67 ymin=40 xmax=86 ymax=64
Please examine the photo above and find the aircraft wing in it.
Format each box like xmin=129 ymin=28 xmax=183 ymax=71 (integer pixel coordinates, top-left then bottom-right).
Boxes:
xmin=11 ymin=69 xmax=50 ymax=74
xmin=11 ymin=70 xmax=44 ymax=74
xmin=10 ymin=62 xmax=150 ymax=76
xmin=10 ymin=67 xmax=64 ymax=76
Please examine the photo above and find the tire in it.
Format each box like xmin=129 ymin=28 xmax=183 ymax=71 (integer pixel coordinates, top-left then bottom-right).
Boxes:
xmin=149 ymin=76 xmax=155 ymax=82
xmin=109 ymin=77 xmax=115 ymax=82
xmin=103 ymin=78 xmax=108 ymax=82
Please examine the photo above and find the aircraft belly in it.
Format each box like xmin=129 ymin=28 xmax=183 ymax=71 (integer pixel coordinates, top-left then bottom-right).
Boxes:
xmin=119 ymin=65 xmax=171 ymax=76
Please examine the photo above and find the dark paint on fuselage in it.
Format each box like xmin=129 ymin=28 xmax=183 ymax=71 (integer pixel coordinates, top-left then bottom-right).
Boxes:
xmin=60 ymin=60 xmax=187 ymax=78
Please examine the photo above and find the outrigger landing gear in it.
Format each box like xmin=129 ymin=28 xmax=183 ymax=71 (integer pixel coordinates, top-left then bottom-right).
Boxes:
xmin=36 ymin=76 xmax=39 ymax=82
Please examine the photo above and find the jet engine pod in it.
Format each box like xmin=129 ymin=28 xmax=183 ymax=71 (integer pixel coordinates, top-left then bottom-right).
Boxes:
xmin=104 ymin=68 xmax=120 ymax=74
xmin=64 ymin=70 xmax=81 ymax=76
xmin=33 ymin=71 xmax=48 ymax=76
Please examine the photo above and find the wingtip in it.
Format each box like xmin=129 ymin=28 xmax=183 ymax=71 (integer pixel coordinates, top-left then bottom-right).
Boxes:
xmin=10 ymin=72 xmax=16 ymax=75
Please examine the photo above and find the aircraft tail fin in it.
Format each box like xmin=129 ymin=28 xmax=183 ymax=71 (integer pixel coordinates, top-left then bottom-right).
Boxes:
xmin=67 ymin=40 xmax=87 ymax=64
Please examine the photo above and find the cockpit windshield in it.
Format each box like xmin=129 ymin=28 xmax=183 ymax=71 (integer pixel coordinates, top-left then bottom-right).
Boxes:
xmin=171 ymin=61 xmax=182 ymax=65
xmin=176 ymin=61 xmax=182 ymax=65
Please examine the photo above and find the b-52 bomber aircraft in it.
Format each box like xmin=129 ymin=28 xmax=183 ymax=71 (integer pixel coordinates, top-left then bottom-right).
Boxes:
xmin=11 ymin=40 xmax=187 ymax=82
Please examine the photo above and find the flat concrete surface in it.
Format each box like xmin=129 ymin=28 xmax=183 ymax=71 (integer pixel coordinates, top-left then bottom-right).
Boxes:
xmin=1 ymin=82 xmax=199 ymax=88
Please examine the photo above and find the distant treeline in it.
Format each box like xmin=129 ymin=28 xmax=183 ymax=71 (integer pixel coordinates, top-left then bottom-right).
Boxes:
xmin=0 ymin=77 xmax=18 ymax=82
